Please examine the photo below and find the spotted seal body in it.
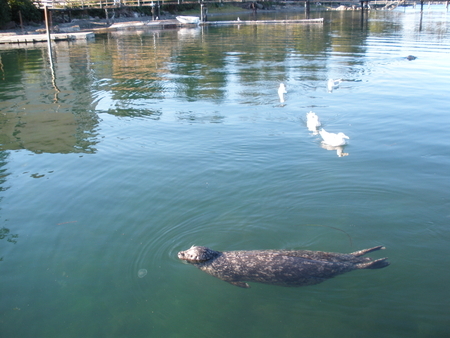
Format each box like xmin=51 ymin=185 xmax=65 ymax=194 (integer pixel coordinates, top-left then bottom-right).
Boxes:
xmin=178 ymin=246 xmax=389 ymax=288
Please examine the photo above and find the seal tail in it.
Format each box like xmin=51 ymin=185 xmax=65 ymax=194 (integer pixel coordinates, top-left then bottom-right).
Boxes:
xmin=351 ymin=246 xmax=385 ymax=257
xmin=356 ymin=257 xmax=390 ymax=269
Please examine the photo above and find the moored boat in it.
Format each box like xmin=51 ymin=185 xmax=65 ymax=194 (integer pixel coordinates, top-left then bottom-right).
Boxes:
xmin=176 ymin=16 xmax=200 ymax=24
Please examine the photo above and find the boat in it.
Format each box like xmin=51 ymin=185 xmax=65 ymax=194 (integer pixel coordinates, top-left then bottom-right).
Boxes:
xmin=176 ymin=16 xmax=200 ymax=25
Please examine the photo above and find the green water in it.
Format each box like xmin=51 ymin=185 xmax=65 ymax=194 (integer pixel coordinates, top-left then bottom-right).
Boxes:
xmin=1 ymin=7 xmax=449 ymax=337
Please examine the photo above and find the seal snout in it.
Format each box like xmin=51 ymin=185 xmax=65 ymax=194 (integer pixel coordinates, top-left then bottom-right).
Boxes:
xmin=177 ymin=247 xmax=199 ymax=262
xmin=178 ymin=246 xmax=220 ymax=263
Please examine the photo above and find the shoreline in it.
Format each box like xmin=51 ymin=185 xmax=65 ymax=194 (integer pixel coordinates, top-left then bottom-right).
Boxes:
xmin=0 ymin=4 xmax=315 ymax=36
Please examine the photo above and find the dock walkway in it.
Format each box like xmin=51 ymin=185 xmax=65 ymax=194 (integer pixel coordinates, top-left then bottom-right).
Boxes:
xmin=201 ymin=18 xmax=324 ymax=26
xmin=0 ymin=17 xmax=323 ymax=45
xmin=0 ymin=32 xmax=95 ymax=45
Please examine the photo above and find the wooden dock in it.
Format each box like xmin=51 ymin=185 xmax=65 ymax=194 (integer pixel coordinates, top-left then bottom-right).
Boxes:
xmin=0 ymin=17 xmax=324 ymax=46
xmin=0 ymin=32 xmax=95 ymax=45
xmin=99 ymin=17 xmax=324 ymax=30
xmin=201 ymin=18 xmax=324 ymax=26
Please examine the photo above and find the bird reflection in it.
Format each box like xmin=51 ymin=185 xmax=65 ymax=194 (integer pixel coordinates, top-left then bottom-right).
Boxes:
xmin=321 ymin=143 xmax=349 ymax=157
xmin=306 ymin=111 xmax=321 ymax=134
xmin=278 ymin=83 xmax=287 ymax=103
xmin=327 ymin=78 xmax=342 ymax=92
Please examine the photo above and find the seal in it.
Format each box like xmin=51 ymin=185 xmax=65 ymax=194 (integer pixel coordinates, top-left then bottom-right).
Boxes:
xmin=178 ymin=245 xmax=389 ymax=288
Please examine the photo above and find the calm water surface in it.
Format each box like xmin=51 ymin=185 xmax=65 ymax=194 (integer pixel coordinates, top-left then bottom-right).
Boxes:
xmin=1 ymin=6 xmax=449 ymax=337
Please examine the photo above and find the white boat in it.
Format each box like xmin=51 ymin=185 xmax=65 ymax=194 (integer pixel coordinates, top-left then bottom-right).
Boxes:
xmin=176 ymin=16 xmax=200 ymax=24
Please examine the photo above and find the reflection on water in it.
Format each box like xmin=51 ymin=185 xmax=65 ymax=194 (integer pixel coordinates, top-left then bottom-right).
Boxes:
xmin=320 ymin=143 xmax=349 ymax=157
xmin=0 ymin=48 xmax=99 ymax=154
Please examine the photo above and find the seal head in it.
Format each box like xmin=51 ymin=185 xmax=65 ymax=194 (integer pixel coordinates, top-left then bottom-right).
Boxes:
xmin=178 ymin=246 xmax=221 ymax=263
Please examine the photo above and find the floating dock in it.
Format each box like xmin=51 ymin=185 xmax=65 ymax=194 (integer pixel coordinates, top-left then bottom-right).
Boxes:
xmin=201 ymin=18 xmax=324 ymax=26
xmin=0 ymin=32 xmax=94 ymax=45
xmin=107 ymin=18 xmax=324 ymax=29
xmin=0 ymin=18 xmax=323 ymax=46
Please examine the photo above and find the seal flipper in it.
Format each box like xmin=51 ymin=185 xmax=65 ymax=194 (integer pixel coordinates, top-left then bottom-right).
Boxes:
xmin=356 ymin=257 xmax=390 ymax=269
xmin=229 ymin=281 xmax=250 ymax=288
xmin=351 ymin=246 xmax=385 ymax=257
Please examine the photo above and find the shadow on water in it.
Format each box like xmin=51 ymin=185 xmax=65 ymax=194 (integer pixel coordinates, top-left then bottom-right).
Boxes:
xmin=0 ymin=151 xmax=18 ymax=262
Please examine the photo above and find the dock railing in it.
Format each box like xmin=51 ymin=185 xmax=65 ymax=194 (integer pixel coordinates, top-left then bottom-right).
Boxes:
xmin=33 ymin=0 xmax=254 ymax=10
xmin=32 ymin=0 xmax=450 ymax=10
xmin=33 ymin=0 xmax=359 ymax=10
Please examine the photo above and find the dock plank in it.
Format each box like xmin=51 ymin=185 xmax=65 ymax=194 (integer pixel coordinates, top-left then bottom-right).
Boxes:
xmin=0 ymin=32 xmax=94 ymax=45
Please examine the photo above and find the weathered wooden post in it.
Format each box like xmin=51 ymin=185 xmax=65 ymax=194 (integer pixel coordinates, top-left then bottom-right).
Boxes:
xmin=360 ymin=1 xmax=365 ymax=27
xmin=44 ymin=5 xmax=55 ymax=80
xmin=44 ymin=6 xmax=52 ymax=49
xmin=305 ymin=0 xmax=310 ymax=19
xmin=201 ymin=3 xmax=208 ymax=22
xmin=151 ymin=2 xmax=156 ymax=20
xmin=19 ymin=10 xmax=24 ymax=34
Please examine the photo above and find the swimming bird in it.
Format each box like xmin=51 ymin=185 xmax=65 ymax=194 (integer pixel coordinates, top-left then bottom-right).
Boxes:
xmin=319 ymin=128 xmax=349 ymax=147
xmin=327 ymin=78 xmax=342 ymax=92
xmin=306 ymin=111 xmax=321 ymax=133
xmin=278 ymin=83 xmax=287 ymax=103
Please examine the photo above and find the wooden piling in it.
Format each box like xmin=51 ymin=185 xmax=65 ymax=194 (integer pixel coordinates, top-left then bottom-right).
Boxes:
xmin=19 ymin=10 xmax=24 ymax=34
xmin=44 ymin=6 xmax=52 ymax=52
xmin=201 ymin=4 xmax=208 ymax=22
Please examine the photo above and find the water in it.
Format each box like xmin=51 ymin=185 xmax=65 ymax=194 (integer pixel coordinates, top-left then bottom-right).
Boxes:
xmin=1 ymin=6 xmax=449 ymax=337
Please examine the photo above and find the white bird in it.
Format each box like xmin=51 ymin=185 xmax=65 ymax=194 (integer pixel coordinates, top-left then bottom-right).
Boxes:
xmin=319 ymin=128 xmax=349 ymax=146
xmin=327 ymin=78 xmax=342 ymax=92
xmin=306 ymin=111 xmax=321 ymax=133
xmin=278 ymin=83 xmax=287 ymax=103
